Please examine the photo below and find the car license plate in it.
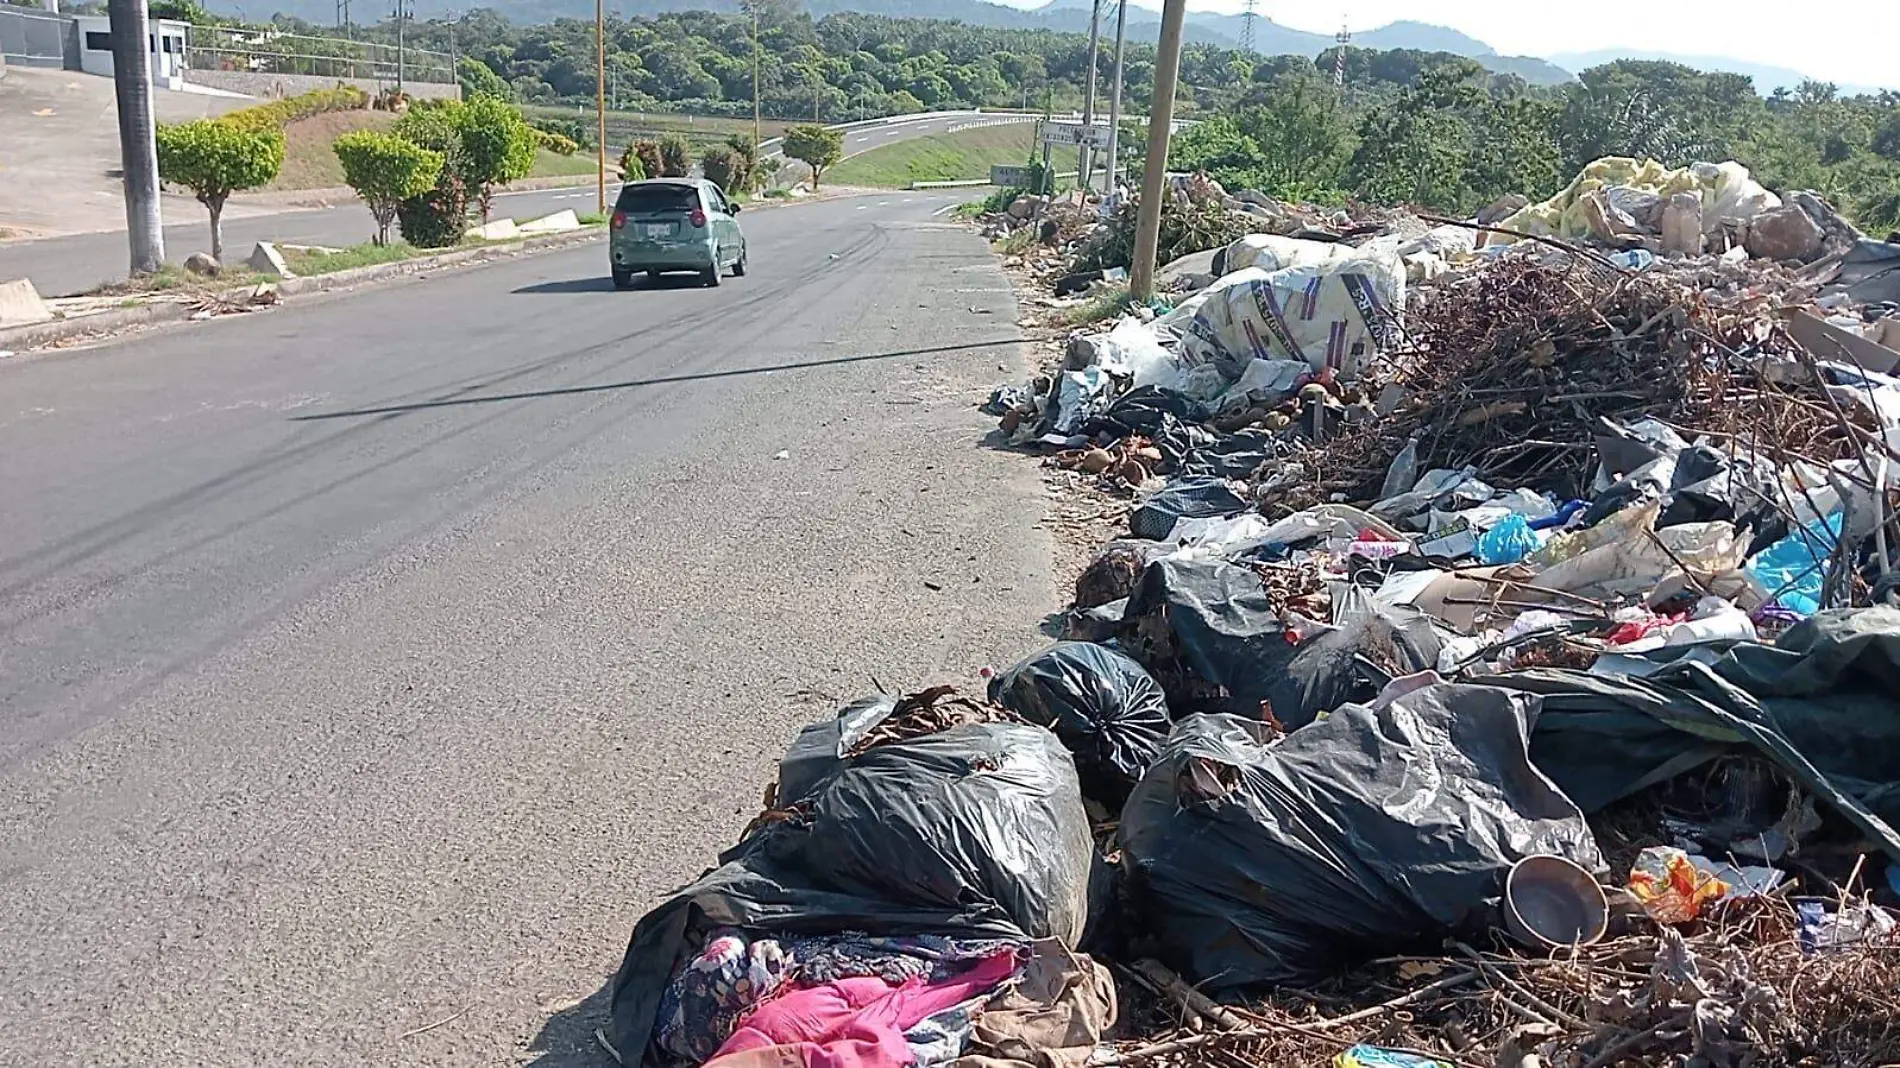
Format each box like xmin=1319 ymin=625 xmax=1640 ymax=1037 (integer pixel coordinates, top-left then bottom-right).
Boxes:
xmin=644 ymin=223 xmax=672 ymax=239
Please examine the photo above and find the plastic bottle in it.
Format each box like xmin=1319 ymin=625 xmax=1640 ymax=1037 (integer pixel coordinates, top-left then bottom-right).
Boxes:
xmin=1380 ymin=438 xmax=1420 ymax=501
xmin=1475 ymin=514 xmax=1542 ymax=565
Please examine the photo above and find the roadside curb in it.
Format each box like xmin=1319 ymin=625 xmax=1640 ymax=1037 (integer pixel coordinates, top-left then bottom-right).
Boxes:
xmin=0 ymin=228 xmax=606 ymax=355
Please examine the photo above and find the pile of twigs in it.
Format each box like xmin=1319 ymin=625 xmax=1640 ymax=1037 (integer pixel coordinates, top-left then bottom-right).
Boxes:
xmin=1268 ymin=255 xmax=1879 ymax=513
xmin=1107 ymin=897 xmax=1900 ymax=1068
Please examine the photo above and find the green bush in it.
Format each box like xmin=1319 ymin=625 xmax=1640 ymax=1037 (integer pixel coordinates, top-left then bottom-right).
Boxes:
xmin=618 ymin=143 xmax=647 ymax=181
xmin=658 ymin=134 xmax=692 ymax=177
xmin=221 ymin=85 xmax=369 ymax=133
xmin=334 ymin=129 xmax=444 ymax=245
xmin=395 ymin=95 xmax=537 ymax=222
xmin=700 ymin=145 xmax=739 ymax=193
xmin=397 ymin=171 xmax=470 ymax=248
xmin=722 ymin=133 xmax=762 ymax=192
xmin=782 ymin=124 xmax=844 ymax=190
xmin=1071 ymin=188 xmax=1251 ymax=274
xmin=632 ymin=139 xmax=664 ymax=180
xmin=533 ymin=127 xmax=580 ymax=156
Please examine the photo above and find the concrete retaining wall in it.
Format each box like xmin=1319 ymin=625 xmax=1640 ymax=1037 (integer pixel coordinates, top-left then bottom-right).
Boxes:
xmin=183 ymin=68 xmax=459 ymax=101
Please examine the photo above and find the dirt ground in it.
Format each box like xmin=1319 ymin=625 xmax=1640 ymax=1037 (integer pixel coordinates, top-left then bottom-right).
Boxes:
xmin=0 ymin=68 xmax=248 ymax=240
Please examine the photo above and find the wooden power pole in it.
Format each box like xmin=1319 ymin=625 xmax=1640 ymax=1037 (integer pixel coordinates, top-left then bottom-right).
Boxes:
xmin=1129 ymin=0 xmax=1185 ymax=300
xmin=595 ymin=0 xmax=606 ymax=213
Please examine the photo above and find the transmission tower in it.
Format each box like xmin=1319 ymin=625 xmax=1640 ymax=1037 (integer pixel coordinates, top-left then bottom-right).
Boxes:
xmin=1334 ymin=18 xmax=1351 ymax=95
xmin=335 ymin=0 xmax=350 ymax=34
xmin=1238 ymin=0 xmax=1256 ymax=52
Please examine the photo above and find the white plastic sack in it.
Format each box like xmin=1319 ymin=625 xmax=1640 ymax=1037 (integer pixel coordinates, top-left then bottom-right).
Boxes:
xmin=1215 ymin=358 xmax=1311 ymax=413
xmin=1180 ymin=251 xmax=1406 ymax=381
xmin=1223 ymin=234 xmax=1360 ymax=274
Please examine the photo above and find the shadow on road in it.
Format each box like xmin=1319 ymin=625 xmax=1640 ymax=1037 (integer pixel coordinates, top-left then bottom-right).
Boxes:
xmin=513 ymin=274 xmax=715 ymax=294
xmin=522 ymin=980 xmax=616 ymax=1067
xmin=288 ymin=338 xmax=1020 ymax=422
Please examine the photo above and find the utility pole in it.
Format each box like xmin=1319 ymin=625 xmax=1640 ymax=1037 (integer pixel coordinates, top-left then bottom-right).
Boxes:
xmin=1102 ymin=0 xmax=1126 ymax=210
xmin=595 ymin=0 xmax=606 ymax=214
xmin=445 ymin=11 xmax=458 ymax=90
xmin=1129 ymin=0 xmax=1184 ymax=301
xmin=1078 ymin=0 xmax=1103 ymax=192
xmin=107 ymin=0 xmax=163 ymax=275
xmin=751 ymin=5 xmax=761 ymax=157
xmin=394 ymin=0 xmax=404 ymax=91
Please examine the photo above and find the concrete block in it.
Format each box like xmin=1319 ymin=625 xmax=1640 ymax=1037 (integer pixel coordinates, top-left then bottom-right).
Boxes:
xmin=469 ymin=218 xmax=520 ymax=241
xmin=0 ymin=278 xmax=51 ymax=327
xmin=248 ymin=240 xmax=295 ymax=278
xmin=517 ymin=209 xmax=581 ymax=234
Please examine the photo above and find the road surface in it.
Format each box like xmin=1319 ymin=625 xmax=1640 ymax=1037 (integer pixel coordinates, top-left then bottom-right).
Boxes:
xmin=0 ymin=113 xmax=1032 ymax=298
xmin=0 ymin=193 xmax=1056 ymax=1065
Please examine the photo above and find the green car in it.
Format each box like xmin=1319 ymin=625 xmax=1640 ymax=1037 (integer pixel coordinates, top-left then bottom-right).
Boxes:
xmin=608 ymin=178 xmax=747 ymax=289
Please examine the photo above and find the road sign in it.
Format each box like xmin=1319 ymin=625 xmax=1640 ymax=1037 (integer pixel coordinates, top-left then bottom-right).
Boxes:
xmin=990 ymin=164 xmax=1034 ymax=188
xmin=1040 ymin=121 xmax=1107 ymax=147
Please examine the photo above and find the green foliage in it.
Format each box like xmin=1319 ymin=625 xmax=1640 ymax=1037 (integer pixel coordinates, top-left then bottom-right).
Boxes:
xmin=458 ymin=57 xmax=513 ymax=101
xmin=619 ymin=143 xmax=648 ymax=182
xmin=395 ymin=95 xmax=537 ymax=221
xmin=148 ymin=0 xmax=214 ymax=24
xmin=700 ymin=145 xmax=741 ymax=192
xmin=533 ymin=115 xmax=594 ymax=151
xmin=221 ymin=85 xmax=369 ymax=133
xmin=155 ymin=119 xmax=285 ymax=259
xmin=397 ymin=172 xmax=470 ymax=248
xmin=633 ymin=139 xmax=665 ymax=180
xmin=333 ymin=129 xmax=444 ymax=245
xmin=724 ymin=133 xmax=763 ymax=192
xmin=533 ymin=128 xmax=581 ymax=156
xmin=658 ymin=134 xmax=693 ymax=177
xmin=1074 ymin=188 xmax=1251 ymax=273
xmin=783 ymin=123 xmax=843 ymax=188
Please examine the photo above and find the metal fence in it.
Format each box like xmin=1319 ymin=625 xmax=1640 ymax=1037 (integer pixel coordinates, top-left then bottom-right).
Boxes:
xmin=185 ymin=27 xmax=452 ymax=84
xmin=0 ymin=7 xmax=77 ymax=68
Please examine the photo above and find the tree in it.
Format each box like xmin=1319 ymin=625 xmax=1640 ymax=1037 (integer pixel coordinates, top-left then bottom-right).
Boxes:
xmin=723 ymin=132 xmax=761 ymax=192
xmin=457 ymin=56 xmax=512 ymax=101
xmin=658 ymin=134 xmax=693 ymax=177
xmin=395 ymin=96 xmax=536 ymax=223
xmin=782 ymin=123 xmax=842 ymax=189
xmin=154 ymin=120 xmax=284 ymax=263
xmin=334 ymin=129 xmax=443 ymax=245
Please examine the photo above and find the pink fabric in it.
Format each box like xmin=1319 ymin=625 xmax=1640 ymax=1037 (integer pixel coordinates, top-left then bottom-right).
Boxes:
xmin=706 ymin=952 xmax=1019 ymax=1068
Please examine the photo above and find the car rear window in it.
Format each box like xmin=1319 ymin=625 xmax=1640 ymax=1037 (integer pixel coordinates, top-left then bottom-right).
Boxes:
xmin=616 ymin=184 xmax=700 ymax=213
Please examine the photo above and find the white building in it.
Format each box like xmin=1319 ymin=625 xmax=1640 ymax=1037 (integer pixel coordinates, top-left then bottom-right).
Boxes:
xmin=72 ymin=15 xmax=188 ymax=90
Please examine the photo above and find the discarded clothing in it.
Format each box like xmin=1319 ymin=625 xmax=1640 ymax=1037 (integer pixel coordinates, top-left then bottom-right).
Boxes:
xmin=949 ymin=941 xmax=1116 ymax=1068
xmin=657 ymin=928 xmax=795 ymax=1063
xmin=785 ymin=934 xmax=1028 ymax=987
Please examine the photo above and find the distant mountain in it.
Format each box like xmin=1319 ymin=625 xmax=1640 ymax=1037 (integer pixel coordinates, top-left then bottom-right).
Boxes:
xmin=1549 ymin=47 xmax=1891 ymax=95
xmin=1356 ymin=20 xmax=1492 ymax=57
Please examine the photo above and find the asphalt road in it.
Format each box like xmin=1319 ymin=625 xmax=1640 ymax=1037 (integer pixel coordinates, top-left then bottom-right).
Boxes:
xmin=0 ymin=114 xmax=1033 ymax=298
xmin=0 ymin=193 xmax=1056 ymax=1065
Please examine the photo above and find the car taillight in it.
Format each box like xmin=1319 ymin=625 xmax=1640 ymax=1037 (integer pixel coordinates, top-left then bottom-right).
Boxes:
xmin=689 ymin=209 xmax=707 ymax=228
xmin=610 ymin=211 xmax=627 ymax=229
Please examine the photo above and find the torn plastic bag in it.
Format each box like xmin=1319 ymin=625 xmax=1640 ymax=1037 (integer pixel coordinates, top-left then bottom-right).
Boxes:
xmin=1496 ymin=607 xmax=1900 ymax=862
xmin=1089 ymin=388 xmax=1215 ymax=473
xmin=1091 ymin=318 xmax=1185 ymax=392
xmin=1129 ymin=477 xmax=1248 ymax=541
xmin=1824 ymin=238 xmax=1900 ymax=305
xmin=1116 ymin=557 xmax=1438 ymax=724
xmin=1178 ymin=427 xmax=1282 ymax=481
xmin=607 ymin=717 xmax=1095 ymax=1062
xmin=1214 ymin=358 xmax=1312 ymax=414
xmin=1050 ymin=368 xmax=1113 ymax=436
xmin=1119 ymin=685 xmax=1601 ymax=989
xmin=989 ymin=643 xmax=1173 ymax=807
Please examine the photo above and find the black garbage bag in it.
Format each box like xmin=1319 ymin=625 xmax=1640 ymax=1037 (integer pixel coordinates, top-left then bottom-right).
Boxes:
xmin=1179 ymin=428 xmax=1283 ymax=481
xmin=607 ymin=712 xmax=1095 ymax=1062
xmin=989 ymin=642 xmax=1173 ymax=808
xmin=1498 ymin=606 xmax=1900 ymax=861
xmin=1120 ymin=686 xmax=1601 ymax=989
xmin=1090 ymin=388 xmax=1215 ymax=473
xmin=1129 ymin=476 xmax=1248 ymax=540
xmin=1118 ymin=557 xmax=1441 ymax=724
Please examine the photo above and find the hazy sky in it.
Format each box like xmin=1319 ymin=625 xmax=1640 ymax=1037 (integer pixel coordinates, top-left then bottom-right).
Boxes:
xmin=993 ymin=0 xmax=1899 ymax=90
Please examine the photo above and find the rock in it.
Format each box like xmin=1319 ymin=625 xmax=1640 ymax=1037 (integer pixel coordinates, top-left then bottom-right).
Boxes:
xmin=1660 ymin=193 xmax=1704 ymax=256
xmin=0 ymin=277 xmax=52 ymax=327
xmin=470 ymin=218 xmax=520 ymax=241
xmin=184 ymin=252 xmax=220 ymax=277
xmin=247 ymin=240 xmax=295 ymax=278
xmin=1746 ymin=204 xmax=1826 ymax=262
xmin=1007 ymin=195 xmax=1036 ymax=220
xmin=518 ymin=209 xmax=581 ymax=234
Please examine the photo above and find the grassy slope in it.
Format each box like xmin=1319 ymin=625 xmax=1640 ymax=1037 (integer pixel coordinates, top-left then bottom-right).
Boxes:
xmin=826 ymin=124 xmax=1038 ymax=189
xmin=271 ymin=109 xmax=613 ymax=191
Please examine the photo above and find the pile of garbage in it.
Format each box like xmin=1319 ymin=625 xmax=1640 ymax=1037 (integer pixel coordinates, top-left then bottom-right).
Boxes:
xmin=599 ymin=158 xmax=1900 ymax=1068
